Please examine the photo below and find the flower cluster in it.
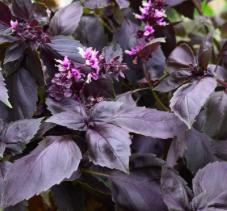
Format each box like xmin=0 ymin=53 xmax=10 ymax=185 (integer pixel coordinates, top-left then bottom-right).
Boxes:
xmin=78 ymin=47 xmax=127 ymax=82
xmin=48 ymin=57 xmax=81 ymax=100
xmin=78 ymin=47 xmax=100 ymax=83
xmin=49 ymin=47 xmax=127 ymax=101
xmin=10 ymin=19 xmax=50 ymax=44
xmin=125 ymin=0 xmax=167 ymax=56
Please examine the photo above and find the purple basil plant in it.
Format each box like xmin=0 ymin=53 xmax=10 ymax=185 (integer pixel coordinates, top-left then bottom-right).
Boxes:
xmin=0 ymin=0 xmax=226 ymax=210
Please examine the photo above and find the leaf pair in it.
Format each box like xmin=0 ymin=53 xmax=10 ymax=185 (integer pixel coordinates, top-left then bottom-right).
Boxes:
xmin=162 ymin=161 xmax=227 ymax=210
xmin=167 ymin=128 xmax=217 ymax=173
xmin=48 ymin=2 xmax=83 ymax=36
xmin=159 ymin=42 xmax=218 ymax=128
xmin=0 ymin=135 xmax=82 ymax=208
xmin=110 ymin=154 xmax=168 ymax=211
xmin=46 ymin=97 xmax=186 ymax=172
xmin=0 ymin=118 xmax=42 ymax=157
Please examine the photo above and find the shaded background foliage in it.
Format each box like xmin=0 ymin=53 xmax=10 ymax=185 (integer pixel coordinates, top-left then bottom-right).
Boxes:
xmin=0 ymin=0 xmax=226 ymax=210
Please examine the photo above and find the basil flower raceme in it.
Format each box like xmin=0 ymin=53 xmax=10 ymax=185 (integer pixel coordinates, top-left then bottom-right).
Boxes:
xmin=48 ymin=57 xmax=79 ymax=101
xmin=125 ymin=0 xmax=167 ymax=57
xmin=49 ymin=47 xmax=128 ymax=101
xmin=10 ymin=19 xmax=50 ymax=44
xmin=134 ymin=0 xmax=167 ymax=25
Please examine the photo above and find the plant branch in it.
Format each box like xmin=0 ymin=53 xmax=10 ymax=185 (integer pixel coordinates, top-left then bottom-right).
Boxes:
xmin=192 ymin=0 xmax=203 ymax=15
xmin=94 ymin=14 xmax=113 ymax=33
xmin=142 ymin=63 xmax=170 ymax=111
xmin=81 ymin=169 xmax=110 ymax=177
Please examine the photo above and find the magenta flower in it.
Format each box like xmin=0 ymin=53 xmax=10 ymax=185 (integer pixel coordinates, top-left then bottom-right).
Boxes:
xmin=9 ymin=19 xmax=50 ymax=44
xmin=56 ymin=56 xmax=71 ymax=71
xmin=10 ymin=20 xmax=18 ymax=30
xmin=125 ymin=43 xmax=145 ymax=56
xmin=154 ymin=9 xmax=166 ymax=18
xmin=49 ymin=46 xmax=128 ymax=100
xmin=71 ymin=68 xmax=81 ymax=80
xmin=86 ymin=72 xmax=99 ymax=83
xmin=144 ymin=25 xmax=154 ymax=37
xmin=49 ymin=57 xmax=82 ymax=100
xmin=142 ymin=0 xmax=152 ymax=7
xmin=78 ymin=47 xmax=100 ymax=70
xmin=127 ymin=0 xmax=167 ymax=58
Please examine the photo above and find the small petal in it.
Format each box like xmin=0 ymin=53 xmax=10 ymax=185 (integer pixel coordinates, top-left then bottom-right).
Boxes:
xmin=78 ymin=47 xmax=85 ymax=58
xmin=144 ymin=25 xmax=154 ymax=36
xmin=71 ymin=68 xmax=81 ymax=80
xmin=10 ymin=20 xmax=18 ymax=30
xmin=154 ymin=9 xmax=166 ymax=18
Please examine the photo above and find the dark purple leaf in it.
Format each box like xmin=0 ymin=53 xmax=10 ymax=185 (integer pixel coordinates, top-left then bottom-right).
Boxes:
xmin=170 ymin=77 xmax=217 ymax=128
xmin=84 ymin=78 xmax=114 ymax=98
xmin=86 ymin=124 xmax=131 ymax=172
xmin=116 ymin=92 xmax=136 ymax=107
xmin=155 ymin=24 xmax=176 ymax=57
xmin=0 ymin=35 xmax=17 ymax=46
xmin=137 ymin=38 xmax=165 ymax=60
xmin=192 ymin=162 xmax=227 ymax=210
xmin=46 ymin=111 xmax=87 ymax=131
xmin=0 ymin=136 xmax=82 ymax=207
xmin=0 ymin=142 xmax=6 ymax=157
xmin=154 ymin=70 xmax=192 ymax=93
xmin=174 ymin=1 xmax=195 ymax=19
xmin=51 ymin=182 xmax=84 ymax=211
xmin=4 ymin=201 xmax=27 ymax=211
xmin=48 ymin=2 xmax=83 ymax=36
xmin=161 ymin=166 xmax=192 ymax=211
xmin=202 ymin=91 xmax=227 ymax=139
xmin=0 ymin=72 xmax=11 ymax=108
xmin=31 ymin=2 xmax=48 ymax=23
xmin=75 ymin=16 xmax=108 ymax=50
xmin=198 ymin=36 xmax=212 ymax=70
xmin=168 ymin=43 xmax=196 ymax=68
xmin=207 ymin=64 xmax=227 ymax=81
xmin=132 ymin=135 xmax=166 ymax=157
xmin=166 ymin=0 xmax=187 ymax=6
xmin=46 ymin=97 xmax=85 ymax=114
xmin=91 ymin=101 xmax=186 ymax=139
xmin=103 ymin=42 xmax=123 ymax=63
xmin=184 ymin=129 xmax=216 ymax=173
xmin=47 ymin=36 xmax=84 ymax=63
xmin=7 ymin=68 xmax=38 ymax=121
xmin=12 ymin=0 xmax=33 ymax=20
xmin=130 ymin=153 xmax=165 ymax=175
xmin=83 ymin=0 xmax=110 ymax=9
xmin=115 ymin=0 xmax=130 ymax=9
xmin=166 ymin=135 xmax=187 ymax=167
xmin=212 ymin=140 xmax=227 ymax=161
xmin=145 ymin=47 xmax=166 ymax=81
xmin=110 ymin=171 xmax=168 ymax=211
xmin=3 ymin=118 xmax=42 ymax=145
xmin=3 ymin=42 xmax=26 ymax=76
xmin=0 ymin=161 xmax=12 ymax=194
xmin=114 ymin=18 xmax=139 ymax=50
xmin=25 ymin=50 xmax=44 ymax=86
xmin=0 ymin=2 xmax=11 ymax=26
xmin=0 ymin=161 xmax=12 ymax=179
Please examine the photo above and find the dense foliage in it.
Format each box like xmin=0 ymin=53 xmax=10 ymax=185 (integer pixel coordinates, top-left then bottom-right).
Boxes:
xmin=0 ymin=0 xmax=226 ymax=210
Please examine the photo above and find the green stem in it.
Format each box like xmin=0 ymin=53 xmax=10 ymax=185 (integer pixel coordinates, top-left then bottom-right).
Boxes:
xmin=94 ymin=14 xmax=113 ymax=33
xmin=81 ymin=169 xmax=109 ymax=177
xmin=192 ymin=0 xmax=203 ymax=15
xmin=148 ymin=82 xmax=170 ymax=111
xmin=142 ymin=63 xmax=170 ymax=111
xmin=76 ymin=180 xmax=111 ymax=196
